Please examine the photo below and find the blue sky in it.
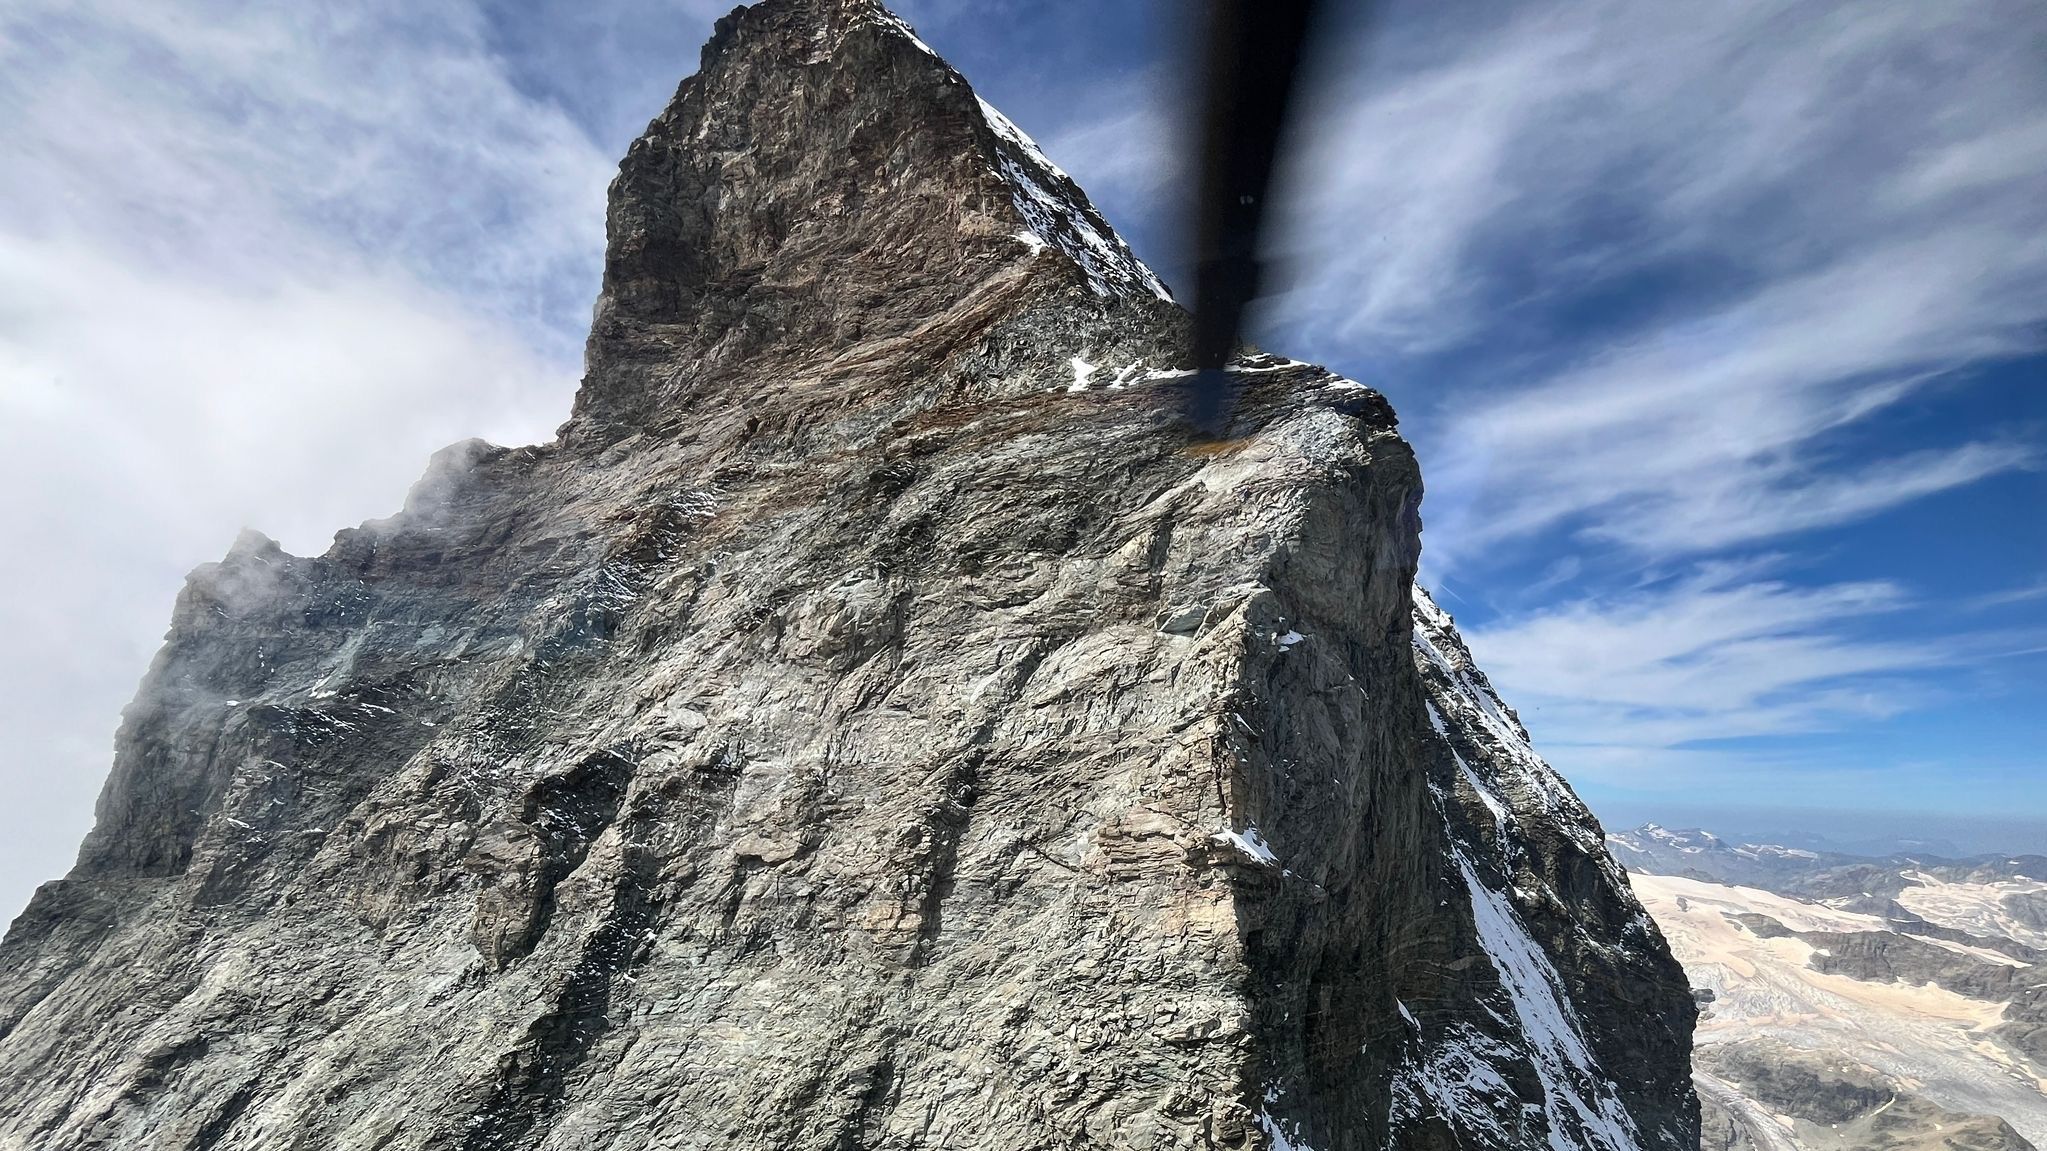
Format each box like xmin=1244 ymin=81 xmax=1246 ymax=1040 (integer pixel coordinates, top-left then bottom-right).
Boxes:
xmin=0 ymin=0 xmax=2042 ymax=916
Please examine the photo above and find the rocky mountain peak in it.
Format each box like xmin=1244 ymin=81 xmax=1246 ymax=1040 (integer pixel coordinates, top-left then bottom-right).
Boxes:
xmin=0 ymin=5 xmax=1698 ymax=1149
xmin=574 ymin=0 xmax=1172 ymax=435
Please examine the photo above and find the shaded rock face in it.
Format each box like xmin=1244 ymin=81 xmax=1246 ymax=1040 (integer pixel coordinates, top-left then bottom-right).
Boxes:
xmin=1406 ymin=593 xmax=1697 ymax=1149
xmin=0 ymin=2 xmax=1695 ymax=1149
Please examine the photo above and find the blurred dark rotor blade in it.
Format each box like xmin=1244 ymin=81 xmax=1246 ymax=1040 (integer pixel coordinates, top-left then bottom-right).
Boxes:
xmin=1182 ymin=0 xmax=1327 ymax=434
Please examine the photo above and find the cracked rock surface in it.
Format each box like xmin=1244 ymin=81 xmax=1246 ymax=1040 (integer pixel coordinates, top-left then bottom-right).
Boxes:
xmin=0 ymin=2 xmax=1695 ymax=1148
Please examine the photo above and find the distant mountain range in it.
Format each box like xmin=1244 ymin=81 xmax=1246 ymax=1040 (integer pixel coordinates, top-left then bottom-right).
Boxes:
xmin=1609 ymin=822 xmax=2047 ymax=910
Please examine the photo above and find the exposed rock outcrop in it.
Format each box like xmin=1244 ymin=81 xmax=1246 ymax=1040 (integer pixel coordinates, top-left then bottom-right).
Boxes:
xmin=0 ymin=2 xmax=1694 ymax=1148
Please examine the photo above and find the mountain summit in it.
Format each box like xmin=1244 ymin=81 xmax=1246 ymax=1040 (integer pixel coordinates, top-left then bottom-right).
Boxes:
xmin=575 ymin=0 xmax=1171 ymax=434
xmin=0 ymin=3 xmax=1696 ymax=1149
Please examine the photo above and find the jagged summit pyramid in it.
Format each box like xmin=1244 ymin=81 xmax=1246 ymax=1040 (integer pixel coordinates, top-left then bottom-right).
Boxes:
xmin=576 ymin=0 xmax=1172 ymax=434
xmin=0 ymin=3 xmax=1696 ymax=1149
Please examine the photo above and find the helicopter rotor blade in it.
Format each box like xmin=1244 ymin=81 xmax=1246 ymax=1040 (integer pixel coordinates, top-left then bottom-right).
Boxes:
xmin=1181 ymin=0 xmax=1327 ymax=434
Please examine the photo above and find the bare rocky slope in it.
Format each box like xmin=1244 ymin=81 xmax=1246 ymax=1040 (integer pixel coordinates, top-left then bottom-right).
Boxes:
xmin=0 ymin=2 xmax=1696 ymax=1148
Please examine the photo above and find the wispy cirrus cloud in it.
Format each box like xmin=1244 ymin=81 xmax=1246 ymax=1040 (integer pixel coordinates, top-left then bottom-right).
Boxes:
xmin=1279 ymin=0 xmax=2047 ymax=357
xmin=4 ymin=0 xmax=618 ymax=349
xmin=1042 ymin=77 xmax=1182 ymax=215
xmin=1029 ymin=0 xmax=2046 ymax=572
xmin=1460 ymin=564 xmax=1945 ymax=746
xmin=1249 ymin=0 xmax=2047 ymax=798
xmin=1444 ymin=559 xmax=2047 ymax=812
xmin=1963 ymin=578 xmax=2047 ymax=612
xmin=1272 ymin=0 xmax=2047 ymax=563
xmin=1415 ymin=215 xmax=2045 ymax=563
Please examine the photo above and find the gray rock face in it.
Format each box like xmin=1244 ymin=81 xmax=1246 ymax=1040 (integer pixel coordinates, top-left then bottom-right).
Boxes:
xmin=0 ymin=2 xmax=1695 ymax=1148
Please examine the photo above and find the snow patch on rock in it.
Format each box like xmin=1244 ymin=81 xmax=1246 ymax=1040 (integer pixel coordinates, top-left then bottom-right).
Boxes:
xmin=1212 ymin=825 xmax=1280 ymax=867
xmin=1457 ymin=853 xmax=1646 ymax=1151
xmin=975 ymin=96 xmax=1172 ymax=302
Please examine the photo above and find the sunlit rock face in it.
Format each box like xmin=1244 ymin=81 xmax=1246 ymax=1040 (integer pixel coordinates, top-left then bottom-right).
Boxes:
xmin=0 ymin=2 xmax=1695 ymax=1148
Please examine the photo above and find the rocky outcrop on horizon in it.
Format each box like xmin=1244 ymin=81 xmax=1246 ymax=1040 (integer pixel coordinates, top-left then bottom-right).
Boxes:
xmin=0 ymin=2 xmax=1696 ymax=1148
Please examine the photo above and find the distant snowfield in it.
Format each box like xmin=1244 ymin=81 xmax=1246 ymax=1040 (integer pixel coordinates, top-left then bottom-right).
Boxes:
xmin=1630 ymin=871 xmax=2047 ymax=1146
xmin=1896 ymin=872 xmax=2047 ymax=952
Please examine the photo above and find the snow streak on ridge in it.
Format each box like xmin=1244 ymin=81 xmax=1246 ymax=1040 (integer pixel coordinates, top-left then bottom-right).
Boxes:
xmin=1455 ymin=854 xmax=1645 ymax=1151
xmin=1413 ymin=587 xmax=1607 ymax=856
xmin=1397 ymin=585 xmax=1656 ymax=1149
xmin=973 ymin=96 xmax=1174 ymax=303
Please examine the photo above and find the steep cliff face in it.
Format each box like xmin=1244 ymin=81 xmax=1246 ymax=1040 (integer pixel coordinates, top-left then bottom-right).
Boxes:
xmin=0 ymin=2 xmax=1695 ymax=1148
xmin=1409 ymin=591 xmax=1697 ymax=1148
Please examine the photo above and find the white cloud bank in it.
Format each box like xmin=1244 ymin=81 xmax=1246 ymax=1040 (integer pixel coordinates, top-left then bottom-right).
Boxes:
xmin=0 ymin=0 xmax=621 ymax=918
